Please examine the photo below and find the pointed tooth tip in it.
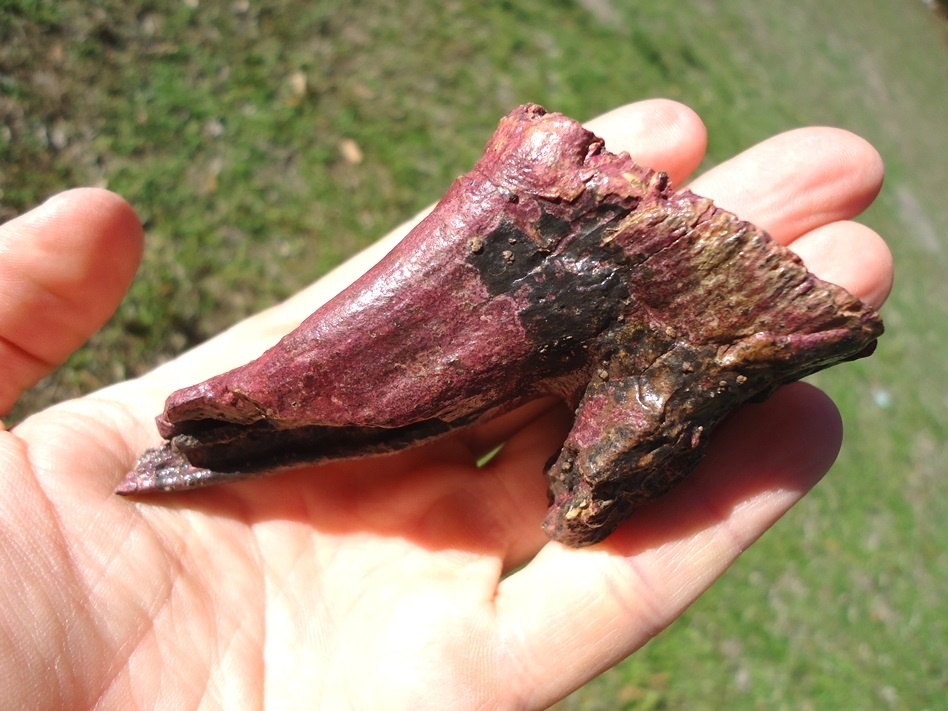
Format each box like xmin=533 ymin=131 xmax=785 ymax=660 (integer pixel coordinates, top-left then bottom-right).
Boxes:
xmin=114 ymin=473 xmax=152 ymax=496
xmin=114 ymin=478 xmax=138 ymax=495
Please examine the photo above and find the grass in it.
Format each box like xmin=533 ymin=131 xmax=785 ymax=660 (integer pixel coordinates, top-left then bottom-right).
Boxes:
xmin=3 ymin=0 xmax=947 ymax=707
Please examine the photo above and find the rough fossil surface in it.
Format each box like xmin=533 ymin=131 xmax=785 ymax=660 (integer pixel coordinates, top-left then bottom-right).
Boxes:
xmin=119 ymin=104 xmax=884 ymax=547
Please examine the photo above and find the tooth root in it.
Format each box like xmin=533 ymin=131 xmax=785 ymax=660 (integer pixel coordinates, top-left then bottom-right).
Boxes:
xmin=541 ymin=319 xmax=878 ymax=547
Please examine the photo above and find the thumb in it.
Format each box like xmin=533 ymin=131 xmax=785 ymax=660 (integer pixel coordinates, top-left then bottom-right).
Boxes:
xmin=0 ymin=188 xmax=143 ymax=415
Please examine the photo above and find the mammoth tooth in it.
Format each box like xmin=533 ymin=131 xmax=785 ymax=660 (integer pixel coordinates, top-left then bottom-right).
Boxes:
xmin=118 ymin=103 xmax=883 ymax=547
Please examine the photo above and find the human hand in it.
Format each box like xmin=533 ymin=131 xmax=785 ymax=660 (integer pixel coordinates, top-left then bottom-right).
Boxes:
xmin=0 ymin=100 xmax=892 ymax=710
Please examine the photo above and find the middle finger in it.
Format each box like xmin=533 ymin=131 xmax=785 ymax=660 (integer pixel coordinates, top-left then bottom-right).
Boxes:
xmin=685 ymin=126 xmax=884 ymax=244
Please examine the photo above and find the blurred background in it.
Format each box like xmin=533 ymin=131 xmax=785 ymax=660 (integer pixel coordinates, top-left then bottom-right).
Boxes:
xmin=2 ymin=0 xmax=946 ymax=707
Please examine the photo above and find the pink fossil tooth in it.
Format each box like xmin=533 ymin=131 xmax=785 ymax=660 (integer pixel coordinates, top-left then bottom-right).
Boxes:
xmin=119 ymin=104 xmax=883 ymax=547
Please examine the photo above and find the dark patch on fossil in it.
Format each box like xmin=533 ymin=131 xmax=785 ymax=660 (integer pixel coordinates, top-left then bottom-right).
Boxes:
xmin=468 ymin=207 xmax=632 ymax=375
xmin=119 ymin=104 xmax=883 ymax=548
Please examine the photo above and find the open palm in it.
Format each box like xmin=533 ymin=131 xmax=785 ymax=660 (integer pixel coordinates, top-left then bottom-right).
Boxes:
xmin=0 ymin=101 xmax=892 ymax=710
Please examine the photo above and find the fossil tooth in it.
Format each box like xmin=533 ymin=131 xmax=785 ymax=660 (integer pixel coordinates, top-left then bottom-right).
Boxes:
xmin=119 ymin=104 xmax=883 ymax=547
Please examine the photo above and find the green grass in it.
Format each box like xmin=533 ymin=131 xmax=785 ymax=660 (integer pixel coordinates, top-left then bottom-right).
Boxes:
xmin=3 ymin=0 xmax=947 ymax=707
